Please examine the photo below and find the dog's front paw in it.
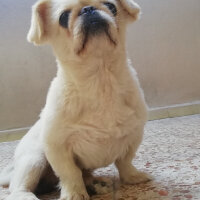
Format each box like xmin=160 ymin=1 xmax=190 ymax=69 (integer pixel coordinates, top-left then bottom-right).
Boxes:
xmin=60 ymin=192 xmax=90 ymax=200
xmin=121 ymin=170 xmax=153 ymax=184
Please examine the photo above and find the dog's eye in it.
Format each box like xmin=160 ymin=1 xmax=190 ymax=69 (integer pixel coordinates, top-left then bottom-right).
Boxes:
xmin=103 ymin=2 xmax=117 ymax=16
xmin=59 ymin=10 xmax=70 ymax=28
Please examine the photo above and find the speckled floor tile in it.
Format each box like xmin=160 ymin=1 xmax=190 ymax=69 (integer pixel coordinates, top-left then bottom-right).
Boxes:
xmin=0 ymin=114 xmax=200 ymax=200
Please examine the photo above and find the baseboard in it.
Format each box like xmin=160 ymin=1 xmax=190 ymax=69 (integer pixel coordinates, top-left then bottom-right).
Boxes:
xmin=0 ymin=127 xmax=29 ymax=143
xmin=148 ymin=102 xmax=200 ymax=121
xmin=0 ymin=102 xmax=200 ymax=142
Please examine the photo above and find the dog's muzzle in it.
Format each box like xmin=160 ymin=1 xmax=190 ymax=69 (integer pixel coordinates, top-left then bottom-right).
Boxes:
xmin=80 ymin=6 xmax=109 ymax=35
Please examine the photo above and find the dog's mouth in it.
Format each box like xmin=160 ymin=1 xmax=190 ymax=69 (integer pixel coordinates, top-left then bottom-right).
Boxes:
xmin=75 ymin=7 xmax=117 ymax=55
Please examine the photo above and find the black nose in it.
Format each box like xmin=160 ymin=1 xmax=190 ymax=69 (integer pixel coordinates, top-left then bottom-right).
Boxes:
xmin=80 ymin=6 xmax=96 ymax=15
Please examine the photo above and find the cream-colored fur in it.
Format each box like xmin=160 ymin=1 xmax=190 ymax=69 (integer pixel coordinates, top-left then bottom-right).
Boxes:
xmin=0 ymin=0 xmax=151 ymax=199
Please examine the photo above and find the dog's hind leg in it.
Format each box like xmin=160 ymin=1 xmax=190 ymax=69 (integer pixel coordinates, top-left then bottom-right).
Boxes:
xmin=6 ymin=154 xmax=47 ymax=200
xmin=0 ymin=162 xmax=14 ymax=187
xmin=5 ymin=120 xmax=49 ymax=200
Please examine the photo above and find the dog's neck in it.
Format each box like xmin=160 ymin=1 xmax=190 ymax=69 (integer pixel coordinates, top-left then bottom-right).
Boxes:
xmin=56 ymin=49 xmax=128 ymax=86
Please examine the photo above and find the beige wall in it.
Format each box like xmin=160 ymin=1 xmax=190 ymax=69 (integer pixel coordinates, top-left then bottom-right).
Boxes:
xmin=128 ymin=0 xmax=200 ymax=108
xmin=0 ymin=0 xmax=56 ymax=130
xmin=0 ymin=0 xmax=200 ymax=130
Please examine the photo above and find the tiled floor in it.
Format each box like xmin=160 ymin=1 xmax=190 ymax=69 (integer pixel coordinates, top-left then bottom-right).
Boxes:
xmin=0 ymin=115 xmax=200 ymax=200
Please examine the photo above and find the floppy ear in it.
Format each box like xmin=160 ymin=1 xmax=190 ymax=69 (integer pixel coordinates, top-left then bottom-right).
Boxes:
xmin=27 ymin=0 xmax=50 ymax=45
xmin=119 ymin=0 xmax=141 ymax=21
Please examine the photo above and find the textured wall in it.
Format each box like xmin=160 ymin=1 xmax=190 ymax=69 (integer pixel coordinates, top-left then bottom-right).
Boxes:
xmin=0 ymin=0 xmax=200 ymax=130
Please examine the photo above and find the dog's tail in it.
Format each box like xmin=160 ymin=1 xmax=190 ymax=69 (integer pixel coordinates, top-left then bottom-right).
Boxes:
xmin=0 ymin=162 xmax=14 ymax=187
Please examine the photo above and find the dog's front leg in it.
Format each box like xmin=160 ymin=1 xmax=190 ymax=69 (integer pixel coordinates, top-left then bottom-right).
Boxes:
xmin=115 ymin=145 xmax=152 ymax=185
xmin=44 ymin=142 xmax=89 ymax=200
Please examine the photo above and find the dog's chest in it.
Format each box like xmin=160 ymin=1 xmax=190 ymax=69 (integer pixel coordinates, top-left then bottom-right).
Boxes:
xmin=62 ymin=71 xmax=137 ymax=127
xmin=63 ymin=84 xmax=139 ymax=169
xmin=45 ymin=74 xmax=143 ymax=169
xmin=73 ymin=129 xmax=134 ymax=169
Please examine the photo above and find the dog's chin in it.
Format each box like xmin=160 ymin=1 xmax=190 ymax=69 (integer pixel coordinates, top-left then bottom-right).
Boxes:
xmin=73 ymin=19 xmax=118 ymax=56
xmin=78 ymin=31 xmax=117 ymax=55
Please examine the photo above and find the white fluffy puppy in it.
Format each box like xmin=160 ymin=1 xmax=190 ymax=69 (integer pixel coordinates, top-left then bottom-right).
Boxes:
xmin=0 ymin=0 xmax=151 ymax=199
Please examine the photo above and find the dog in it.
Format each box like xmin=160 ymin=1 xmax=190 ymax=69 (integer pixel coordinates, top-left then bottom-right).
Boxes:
xmin=0 ymin=0 xmax=152 ymax=199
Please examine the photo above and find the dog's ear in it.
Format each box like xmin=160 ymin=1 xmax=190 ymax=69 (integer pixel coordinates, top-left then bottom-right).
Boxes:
xmin=27 ymin=0 xmax=50 ymax=45
xmin=118 ymin=0 xmax=141 ymax=21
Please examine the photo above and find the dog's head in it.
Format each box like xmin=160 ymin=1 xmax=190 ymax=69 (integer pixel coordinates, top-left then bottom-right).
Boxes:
xmin=27 ymin=0 xmax=140 ymax=59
